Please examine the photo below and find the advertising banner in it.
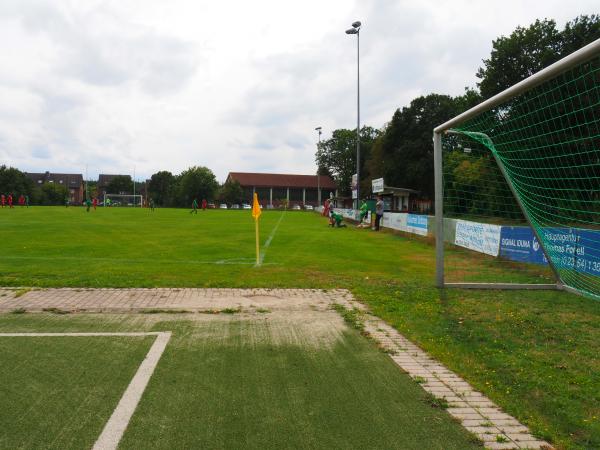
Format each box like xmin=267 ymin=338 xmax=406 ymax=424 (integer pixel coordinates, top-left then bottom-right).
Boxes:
xmin=541 ymin=227 xmax=600 ymax=276
xmin=455 ymin=219 xmax=501 ymax=256
xmin=351 ymin=174 xmax=357 ymax=199
xmin=406 ymin=214 xmax=428 ymax=236
xmin=500 ymin=227 xmax=547 ymax=265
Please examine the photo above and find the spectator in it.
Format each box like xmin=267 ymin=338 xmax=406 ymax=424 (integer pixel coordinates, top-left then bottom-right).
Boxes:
xmin=374 ymin=195 xmax=384 ymax=231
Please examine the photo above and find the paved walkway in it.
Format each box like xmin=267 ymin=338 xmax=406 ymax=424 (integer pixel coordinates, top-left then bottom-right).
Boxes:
xmin=0 ymin=288 xmax=551 ymax=449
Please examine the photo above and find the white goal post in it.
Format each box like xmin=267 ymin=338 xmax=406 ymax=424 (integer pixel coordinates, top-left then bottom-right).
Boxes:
xmin=103 ymin=193 xmax=143 ymax=207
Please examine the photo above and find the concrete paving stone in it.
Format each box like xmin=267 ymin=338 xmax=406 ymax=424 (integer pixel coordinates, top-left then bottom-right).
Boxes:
xmin=483 ymin=442 xmax=519 ymax=450
xmin=447 ymin=407 xmax=481 ymax=416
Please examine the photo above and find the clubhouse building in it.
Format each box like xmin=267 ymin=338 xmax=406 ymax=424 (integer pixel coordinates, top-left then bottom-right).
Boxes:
xmin=226 ymin=172 xmax=337 ymax=207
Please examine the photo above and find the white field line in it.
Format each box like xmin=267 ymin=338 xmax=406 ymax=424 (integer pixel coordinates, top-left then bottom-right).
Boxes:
xmin=0 ymin=255 xmax=278 ymax=266
xmin=0 ymin=331 xmax=172 ymax=450
xmin=258 ymin=211 xmax=286 ymax=266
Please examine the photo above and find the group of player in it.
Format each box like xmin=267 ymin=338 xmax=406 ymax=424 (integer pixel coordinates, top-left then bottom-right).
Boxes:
xmin=1 ymin=194 xmax=29 ymax=208
xmin=190 ymin=199 xmax=208 ymax=214
xmin=322 ymin=198 xmax=374 ymax=229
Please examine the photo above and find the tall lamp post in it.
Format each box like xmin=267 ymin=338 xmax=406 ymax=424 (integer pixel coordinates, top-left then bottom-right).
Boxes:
xmin=315 ymin=126 xmax=322 ymax=206
xmin=345 ymin=20 xmax=361 ymax=209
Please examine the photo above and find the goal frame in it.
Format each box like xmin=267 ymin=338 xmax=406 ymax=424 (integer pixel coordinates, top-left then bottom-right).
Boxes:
xmin=103 ymin=193 xmax=143 ymax=207
xmin=433 ymin=38 xmax=600 ymax=295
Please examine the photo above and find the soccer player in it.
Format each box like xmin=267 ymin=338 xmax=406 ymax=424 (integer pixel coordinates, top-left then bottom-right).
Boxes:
xmin=85 ymin=197 xmax=92 ymax=212
xmin=7 ymin=194 xmax=13 ymax=208
xmin=358 ymin=200 xmax=368 ymax=225
xmin=149 ymin=198 xmax=155 ymax=212
xmin=1 ymin=194 xmax=5 ymax=208
xmin=190 ymin=198 xmax=198 ymax=214
xmin=92 ymin=197 xmax=98 ymax=211
xmin=330 ymin=211 xmax=346 ymax=228
xmin=65 ymin=196 xmax=69 ymax=207
xmin=18 ymin=194 xmax=25 ymax=207
xmin=25 ymin=195 xmax=29 ymax=207
xmin=201 ymin=199 xmax=207 ymax=210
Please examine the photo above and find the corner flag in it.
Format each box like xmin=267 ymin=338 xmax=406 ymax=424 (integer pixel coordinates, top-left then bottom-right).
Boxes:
xmin=252 ymin=193 xmax=261 ymax=220
xmin=252 ymin=193 xmax=261 ymax=265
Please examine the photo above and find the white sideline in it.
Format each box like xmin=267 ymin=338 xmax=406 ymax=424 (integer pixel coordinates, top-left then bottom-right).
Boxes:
xmin=0 ymin=331 xmax=172 ymax=450
xmin=258 ymin=211 xmax=286 ymax=265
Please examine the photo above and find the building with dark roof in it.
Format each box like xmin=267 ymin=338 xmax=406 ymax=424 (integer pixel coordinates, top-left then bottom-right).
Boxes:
xmin=26 ymin=172 xmax=84 ymax=204
xmin=226 ymin=172 xmax=337 ymax=207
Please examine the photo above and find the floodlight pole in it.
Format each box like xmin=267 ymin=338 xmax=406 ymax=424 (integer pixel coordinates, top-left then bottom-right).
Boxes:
xmin=315 ymin=126 xmax=322 ymax=205
xmin=133 ymin=167 xmax=136 ymax=207
xmin=346 ymin=21 xmax=361 ymax=209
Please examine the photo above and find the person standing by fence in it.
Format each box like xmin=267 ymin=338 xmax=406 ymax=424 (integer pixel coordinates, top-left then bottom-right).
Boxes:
xmin=374 ymin=195 xmax=384 ymax=231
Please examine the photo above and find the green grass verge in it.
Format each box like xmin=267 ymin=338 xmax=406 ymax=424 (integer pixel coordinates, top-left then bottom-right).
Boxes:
xmin=0 ymin=207 xmax=599 ymax=448
xmin=0 ymin=333 xmax=154 ymax=449
xmin=0 ymin=313 xmax=481 ymax=450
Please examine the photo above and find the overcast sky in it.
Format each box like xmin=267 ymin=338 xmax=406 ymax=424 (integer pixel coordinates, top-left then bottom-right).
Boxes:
xmin=0 ymin=0 xmax=597 ymax=182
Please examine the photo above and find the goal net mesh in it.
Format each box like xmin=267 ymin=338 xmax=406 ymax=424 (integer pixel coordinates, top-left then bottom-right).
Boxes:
xmin=442 ymin=49 xmax=600 ymax=298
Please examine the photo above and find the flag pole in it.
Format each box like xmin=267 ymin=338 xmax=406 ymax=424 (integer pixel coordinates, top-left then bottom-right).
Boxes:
xmin=255 ymin=218 xmax=260 ymax=265
xmin=252 ymin=193 xmax=262 ymax=266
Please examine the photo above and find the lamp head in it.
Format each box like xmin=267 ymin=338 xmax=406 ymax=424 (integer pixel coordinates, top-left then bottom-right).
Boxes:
xmin=315 ymin=126 xmax=322 ymax=131
xmin=352 ymin=21 xmax=361 ymax=28
xmin=345 ymin=28 xmax=358 ymax=34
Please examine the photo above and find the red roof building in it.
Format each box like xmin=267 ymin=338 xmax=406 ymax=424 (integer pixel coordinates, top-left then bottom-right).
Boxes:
xmin=226 ymin=172 xmax=337 ymax=207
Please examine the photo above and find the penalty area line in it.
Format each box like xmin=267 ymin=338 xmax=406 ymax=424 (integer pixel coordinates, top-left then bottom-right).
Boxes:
xmin=0 ymin=331 xmax=172 ymax=450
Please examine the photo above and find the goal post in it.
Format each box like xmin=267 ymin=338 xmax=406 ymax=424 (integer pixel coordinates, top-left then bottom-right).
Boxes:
xmin=434 ymin=38 xmax=600 ymax=299
xmin=103 ymin=193 xmax=143 ymax=207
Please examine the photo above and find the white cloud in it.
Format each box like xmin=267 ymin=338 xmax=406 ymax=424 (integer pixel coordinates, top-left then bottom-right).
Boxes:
xmin=0 ymin=0 xmax=597 ymax=181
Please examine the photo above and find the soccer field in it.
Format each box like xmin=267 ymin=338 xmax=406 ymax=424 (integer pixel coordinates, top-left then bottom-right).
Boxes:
xmin=1 ymin=207 xmax=599 ymax=449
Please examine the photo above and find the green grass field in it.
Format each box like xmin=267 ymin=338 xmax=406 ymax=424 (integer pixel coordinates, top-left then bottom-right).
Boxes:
xmin=1 ymin=206 xmax=599 ymax=449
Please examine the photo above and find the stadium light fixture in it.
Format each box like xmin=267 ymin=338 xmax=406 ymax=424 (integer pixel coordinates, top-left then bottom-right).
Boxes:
xmin=345 ymin=20 xmax=361 ymax=207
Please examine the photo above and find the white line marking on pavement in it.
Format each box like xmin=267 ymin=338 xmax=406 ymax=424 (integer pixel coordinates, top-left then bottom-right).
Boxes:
xmin=0 ymin=331 xmax=172 ymax=450
xmin=258 ymin=211 xmax=286 ymax=266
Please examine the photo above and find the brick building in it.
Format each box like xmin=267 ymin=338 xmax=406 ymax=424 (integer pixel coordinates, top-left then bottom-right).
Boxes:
xmin=26 ymin=172 xmax=84 ymax=204
xmin=226 ymin=172 xmax=337 ymax=207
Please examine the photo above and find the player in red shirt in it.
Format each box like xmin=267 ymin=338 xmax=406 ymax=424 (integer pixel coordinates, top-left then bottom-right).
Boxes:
xmin=202 ymin=199 xmax=207 ymax=210
xmin=1 ymin=194 xmax=5 ymax=208
xmin=18 ymin=195 xmax=25 ymax=206
xmin=92 ymin=197 xmax=98 ymax=211
xmin=7 ymin=194 xmax=13 ymax=208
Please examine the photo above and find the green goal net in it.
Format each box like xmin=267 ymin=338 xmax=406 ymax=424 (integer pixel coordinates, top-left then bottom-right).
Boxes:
xmin=436 ymin=38 xmax=600 ymax=299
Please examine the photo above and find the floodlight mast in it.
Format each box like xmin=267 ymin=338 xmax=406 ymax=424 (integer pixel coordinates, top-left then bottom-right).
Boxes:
xmin=315 ymin=127 xmax=322 ymax=205
xmin=345 ymin=20 xmax=361 ymax=208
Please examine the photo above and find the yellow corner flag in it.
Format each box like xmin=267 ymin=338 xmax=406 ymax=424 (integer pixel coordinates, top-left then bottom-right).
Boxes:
xmin=252 ymin=193 xmax=261 ymax=265
xmin=252 ymin=193 xmax=262 ymax=220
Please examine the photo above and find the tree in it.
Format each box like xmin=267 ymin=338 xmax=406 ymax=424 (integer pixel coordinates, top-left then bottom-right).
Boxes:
xmin=369 ymin=94 xmax=469 ymax=200
xmin=106 ymin=175 xmax=133 ymax=195
xmin=39 ymin=182 xmax=68 ymax=205
xmin=0 ymin=165 xmax=34 ymax=198
xmin=477 ymin=15 xmax=600 ymax=99
xmin=177 ymin=166 xmax=218 ymax=207
xmin=315 ymin=126 xmax=380 ymax=197
xmin=148 ymin=171 xmax=175 ymax=206
xmin=219 ymin=179 xmax=243 ymax=205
